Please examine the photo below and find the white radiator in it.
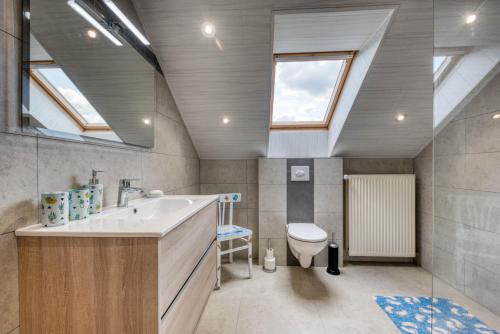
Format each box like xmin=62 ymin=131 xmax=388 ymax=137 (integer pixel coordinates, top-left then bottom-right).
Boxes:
xmin=346 ymin=174 xmax=415 ymax=257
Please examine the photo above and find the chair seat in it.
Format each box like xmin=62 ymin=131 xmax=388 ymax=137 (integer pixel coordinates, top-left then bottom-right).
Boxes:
xmin=217 ymin=225 xmax=252 ymax=241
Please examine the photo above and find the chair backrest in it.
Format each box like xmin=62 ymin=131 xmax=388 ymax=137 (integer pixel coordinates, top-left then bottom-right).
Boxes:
xmin=217 ymin=193 xmax=241 ymax=228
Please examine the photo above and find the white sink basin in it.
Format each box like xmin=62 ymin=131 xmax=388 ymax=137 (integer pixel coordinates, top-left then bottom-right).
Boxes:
xmin=15 ymin=195 xmax=218 ymax=238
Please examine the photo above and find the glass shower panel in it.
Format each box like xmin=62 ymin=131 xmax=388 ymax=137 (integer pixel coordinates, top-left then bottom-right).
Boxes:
xmin=433 ymin=0 xmax=500 ymax=332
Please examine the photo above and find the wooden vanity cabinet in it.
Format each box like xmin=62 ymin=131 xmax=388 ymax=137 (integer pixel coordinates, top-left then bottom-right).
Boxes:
xmin=17 ymin=202 xmax=217 ymax=334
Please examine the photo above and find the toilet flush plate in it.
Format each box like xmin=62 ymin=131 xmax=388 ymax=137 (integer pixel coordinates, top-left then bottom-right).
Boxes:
xmin=291 ymin=166 xmax=310 ymax=182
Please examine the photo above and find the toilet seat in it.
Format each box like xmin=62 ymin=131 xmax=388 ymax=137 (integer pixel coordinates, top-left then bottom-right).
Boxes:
xmin=287 ymin=223 xmax=327 ymax=243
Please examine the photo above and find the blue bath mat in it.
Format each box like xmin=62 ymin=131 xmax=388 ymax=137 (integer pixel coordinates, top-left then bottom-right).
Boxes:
xmin=375 ymin=296 xmax=499 ymax=334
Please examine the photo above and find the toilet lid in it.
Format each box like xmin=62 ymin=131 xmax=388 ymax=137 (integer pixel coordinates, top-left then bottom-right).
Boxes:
xmin=288 ymin=223 xmax=327 ymax=242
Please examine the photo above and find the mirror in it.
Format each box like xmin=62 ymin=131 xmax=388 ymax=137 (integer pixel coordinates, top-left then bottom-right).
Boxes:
xmin=22 ymin=0 xmax=159 ymax=147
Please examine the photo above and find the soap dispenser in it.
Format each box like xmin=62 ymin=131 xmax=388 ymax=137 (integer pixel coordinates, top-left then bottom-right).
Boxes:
xmin=88 ymin=170 xmax=104 ymax=214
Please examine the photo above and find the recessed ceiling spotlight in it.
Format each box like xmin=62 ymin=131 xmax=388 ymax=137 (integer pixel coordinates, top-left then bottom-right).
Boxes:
xmin=142 ymin=118 xmax=151 ymax=125
xmin=222 ymin=117 xmax=230 ymax=124
xmin=87 ymin=29 xmax=97 ymax=39
xmin=493 ymin=113 xmax=500 ymax=120
xmin=396 ymin=113 xmax=406 ymax=122
xmin=201 ymin=22 xmax=216 ymax=38
xmin=465 ymin=13 xmax=477 ymax=25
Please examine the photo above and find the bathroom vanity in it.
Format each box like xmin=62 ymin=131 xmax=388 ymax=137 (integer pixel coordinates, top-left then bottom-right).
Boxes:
xmin=15 ymin=195 xmax=218 ymax=334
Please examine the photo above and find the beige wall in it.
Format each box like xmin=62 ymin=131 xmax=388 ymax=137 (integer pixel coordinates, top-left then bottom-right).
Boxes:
xmin=415 ymin=73 xmax=500 ymax=316
xmin=0 ymin=4 xmax=199 ymax=333
xmin=199 ymin=159 xmax=258 ymax=260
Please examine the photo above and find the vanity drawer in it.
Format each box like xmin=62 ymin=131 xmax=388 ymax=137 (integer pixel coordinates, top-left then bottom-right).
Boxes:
xmin=160 ymin=241 xmax=216 ymax=334
xmin=158 ymin=202 xmax=216 ymax=316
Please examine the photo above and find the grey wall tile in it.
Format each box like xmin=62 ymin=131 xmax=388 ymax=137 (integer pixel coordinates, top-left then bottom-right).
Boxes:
xmin=154 ymin=113 xmax=198 ymax=158
xmin=247 ymin=183 xmax=258 ymax=209
xmin=416 ymin=183 xmax=433 ymax=215
xmin=0 ymin=233 xmax=19 ymax=334
xmin=314 ymin=158 xmax=343 ymax=185
xmin=344 ymin=158 xmax=414 ymax=175
xmin=464 ymin=226 xmax=500 ymax=274
xmin=434 ymin=119 xmax=465 ymax=156
xmin=414 ymin=143 xmax=433 ymax=186
xmin=314 ymin=185 xmax=343 ymax=214
xmin=314 ymin=212 xmax=342 ymax=240
xmin=465 ymin=152 xmax=500 ymax=193
xmin=466 ymin=112 xmax=500 ymax=154
xmin=464 ymin=262 xmax=500 ymax=317
xmin=201 ymin=183 xmax=247 ymax=209
xmin=200 ymin=159 xmax=246 ymax=184
xmin=434 ymin=155 xmax=466 ymax=189
xmin=246 ymin=159 xmax=258 ymax=184
xmin=0 ymin=32 xmax=20 ymax=133
xmin=419 ymin=240 xmax=433 ymax=272
xmin=0 ymin=0 xmax=21 ymax=38
xmin=417 ymin=212 xmax=433 ymax=247
xmin=259 ymin=211 xmax=286 ymax=239
xmin=37 ymin=139 xmax=142 ymax=207
xmin=0 ymin=133 xmax=37 ymax=233
xmin=258 ymin=185 xmax=286 ymax=212
xmin=247 ymin=209 xmax=258 ymax=233
xmin=156 ymin=73 xmax=183 ymax=123
xmin=463 ymin=73 xmax=500 ymax=119
xmin=258 ymin=158 xmax=286 ymax=185
xmin=433 ymin=246 xmax=465 ymax=291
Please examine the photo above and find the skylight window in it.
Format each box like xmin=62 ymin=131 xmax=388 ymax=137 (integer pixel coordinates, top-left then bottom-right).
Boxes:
xmin=271 ymin=52 xmax=354 ymax=129
xmin=433 ymin=56 xmax=446 ymax=73
xmin=34 ymin=67 xmax=107 ymax=126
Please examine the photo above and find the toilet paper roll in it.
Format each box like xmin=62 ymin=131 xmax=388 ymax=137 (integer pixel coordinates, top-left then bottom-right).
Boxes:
xmin=40 ymin=192 xmax=69 ymax=227
xmin=88 ymin=184 xmax=104 ymax=214
xmin=69 ymin=187 xmax=91 ymax=221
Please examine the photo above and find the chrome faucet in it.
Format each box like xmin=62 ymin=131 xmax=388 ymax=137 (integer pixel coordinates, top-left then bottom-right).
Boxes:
xmin=117 ymin=178 xmax=143 ymax=207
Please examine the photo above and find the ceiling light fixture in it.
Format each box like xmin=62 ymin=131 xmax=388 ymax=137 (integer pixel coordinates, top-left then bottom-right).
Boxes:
xmin=493 ymin=113 xmax=500 ymax=120
xmin=465 ymin=13 xmax=477 ymax=25
xmin=201 ymin=22 xmax=216 ymax=38
xmin=103 ymin=0 xmax=151 ymax=46
xmin=142 ymin=118 xmax=151 ymax=125
xmin=222 ymin=117 xmax=230 ymax=124
xmin=396 ymin=113 xmax=406 ymax=122
xmin=87 ymin=29 xmax=97 ymax=39
xmin=24 ymin=11 xmax=31 ymax=20
xmin=67 ymin=0 xmax=123 ymax=46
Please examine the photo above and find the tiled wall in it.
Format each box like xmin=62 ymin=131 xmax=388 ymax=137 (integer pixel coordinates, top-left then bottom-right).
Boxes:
xmin=258 ymin=158 xmax=343 ymax=267
xmin=415 ymin=73 xmax=500 ymax=316
xmin=0 ymin=5 xmax=199 ymax=332
xmin=199 ymin=159 xmax=258 ymax=260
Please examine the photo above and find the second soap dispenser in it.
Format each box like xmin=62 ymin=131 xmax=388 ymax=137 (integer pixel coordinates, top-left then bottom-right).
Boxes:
xmin=89 ymin=169 xmax=104 ymax=214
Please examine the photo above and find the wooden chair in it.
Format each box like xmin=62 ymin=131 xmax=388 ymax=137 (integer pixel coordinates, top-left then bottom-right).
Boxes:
xmin=216 ymin=193 xmax=253 ymax=289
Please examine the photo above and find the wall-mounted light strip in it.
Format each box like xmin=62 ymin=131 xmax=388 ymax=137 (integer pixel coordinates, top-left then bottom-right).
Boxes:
xmin=67 ymin=0 xmax=123 ymax=46
xmin=103 ymin=0 xmax=150 ymax=45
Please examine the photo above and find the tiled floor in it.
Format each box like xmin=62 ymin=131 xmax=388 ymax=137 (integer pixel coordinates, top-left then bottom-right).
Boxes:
xmin=196 ymin=262 xmax=500 ymax=334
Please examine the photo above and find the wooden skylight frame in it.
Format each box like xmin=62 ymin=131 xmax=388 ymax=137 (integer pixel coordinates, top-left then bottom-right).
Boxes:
xmin=270 ymin=51 xmax=356 ymax=130
xmin=29 ymin=61 xmax=112 ymax=132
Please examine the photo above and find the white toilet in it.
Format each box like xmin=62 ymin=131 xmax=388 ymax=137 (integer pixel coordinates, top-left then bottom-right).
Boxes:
xmin=287 ymin=223 xmax=328 ymax=268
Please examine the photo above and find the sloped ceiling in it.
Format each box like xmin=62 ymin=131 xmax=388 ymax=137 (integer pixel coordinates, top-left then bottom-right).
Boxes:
xmin=132 ymin=0 xmax=433 ymax=159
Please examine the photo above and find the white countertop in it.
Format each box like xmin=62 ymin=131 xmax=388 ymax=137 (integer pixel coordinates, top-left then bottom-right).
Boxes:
xmin=15 ymin=195 xmax=218 ymax=238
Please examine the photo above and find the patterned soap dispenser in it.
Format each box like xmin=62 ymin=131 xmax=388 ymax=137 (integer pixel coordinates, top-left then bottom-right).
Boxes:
xmin=88 ymin=169 xmax=104 ymax=214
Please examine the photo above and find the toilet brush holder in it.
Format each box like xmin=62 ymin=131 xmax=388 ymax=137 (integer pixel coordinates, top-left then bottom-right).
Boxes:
xmin=327 ymin=241 xmax=340 ymax=276
xmin=263 ymin=239 xmax=277 ymax=273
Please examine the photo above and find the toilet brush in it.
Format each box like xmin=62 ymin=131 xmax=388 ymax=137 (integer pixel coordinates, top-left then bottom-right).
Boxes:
xmin=263 ymin=239 xmax=277 ymax=273
xmin=327 ymin=233 xmax=340 ymax=275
